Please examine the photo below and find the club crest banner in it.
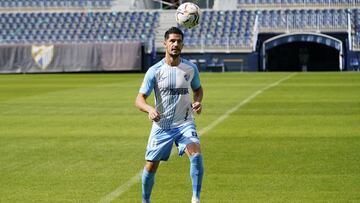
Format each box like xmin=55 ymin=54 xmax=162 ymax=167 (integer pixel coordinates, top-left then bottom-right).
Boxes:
xmin=31 ymin=45 xmax=54 ymax=70
xmin=0 ymin=42 xmax=142 ymax=73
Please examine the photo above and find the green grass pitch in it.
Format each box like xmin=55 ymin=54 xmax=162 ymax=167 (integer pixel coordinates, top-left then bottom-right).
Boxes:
xmin=1 ymin=72 xmax=359 ymax=202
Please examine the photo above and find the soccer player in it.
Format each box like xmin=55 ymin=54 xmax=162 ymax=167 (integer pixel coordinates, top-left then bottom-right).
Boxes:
xmin=135 ymin=27 xmax=204 ymax=203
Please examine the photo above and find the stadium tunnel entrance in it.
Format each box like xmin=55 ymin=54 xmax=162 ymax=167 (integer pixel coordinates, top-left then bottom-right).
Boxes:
xmin=262 ymin=33 xmax=343 ymax=71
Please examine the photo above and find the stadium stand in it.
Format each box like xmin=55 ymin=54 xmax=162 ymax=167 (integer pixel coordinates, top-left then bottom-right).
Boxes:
xmin=353 ymin=9 xmax=360 ymax=49
xmin=0 ymin=0 xmax=112 ymax=8
xmin=258 ymin=9 xmax=348 ymax=32
xmin=181 ymin=8 xmax=352 ymax=52
xmin=0 ymin=2 xmax=358 ymax=51
xmin=0 ymin=11 xmax=159 ymax=45
xmin=182 ymin=10 xmax=257 ymax=52
xmin=237 ymin=0 xmax=360 ymax=8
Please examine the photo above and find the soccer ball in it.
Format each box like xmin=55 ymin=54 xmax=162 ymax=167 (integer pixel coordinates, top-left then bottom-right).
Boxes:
xmin=175 ymin=2 xmax=200 ymax=29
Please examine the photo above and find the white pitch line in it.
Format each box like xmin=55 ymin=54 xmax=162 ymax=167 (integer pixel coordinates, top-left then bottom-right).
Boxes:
xmin=198 ymin=73 xmax=296 ymax=135
xmin=98 ymin=73 xmax=296 ymax=203
xmin=98 ymin=170 xmax=143 ymax=203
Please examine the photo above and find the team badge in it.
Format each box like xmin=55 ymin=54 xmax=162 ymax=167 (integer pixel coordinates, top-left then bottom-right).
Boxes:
xmin=31 ymin=45 xmax=54 ymax=70
xmin=184 ymin=73 xmax=190 ymax=81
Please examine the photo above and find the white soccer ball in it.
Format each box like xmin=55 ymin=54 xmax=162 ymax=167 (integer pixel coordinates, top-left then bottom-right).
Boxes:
xmin=175 ymin=2 xmax=200 ymax=29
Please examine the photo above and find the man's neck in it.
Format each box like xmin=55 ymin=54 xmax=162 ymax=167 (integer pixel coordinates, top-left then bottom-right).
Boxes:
xmin=165 ymin=55 xmax=181 ymax=66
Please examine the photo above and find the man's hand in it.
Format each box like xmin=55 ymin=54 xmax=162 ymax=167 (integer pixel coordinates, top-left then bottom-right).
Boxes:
xmin=135 ymin=93 xmax=160 ymax=122
xmin=192 ymin=102 xmax=202 ymax=114
xmin=148 ymin=108 xmax=161 ymax=122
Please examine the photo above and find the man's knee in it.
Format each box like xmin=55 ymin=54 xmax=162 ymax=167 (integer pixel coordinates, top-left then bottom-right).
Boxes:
xmin=145 ymin=161 xmax=159 ymax=173
xmin=186 ymin=143 xmax=201 ymax=156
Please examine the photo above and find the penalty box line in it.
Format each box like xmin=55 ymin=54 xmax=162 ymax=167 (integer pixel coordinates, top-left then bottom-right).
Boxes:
xmin=98 ymin=73 xmax=296 ymax=203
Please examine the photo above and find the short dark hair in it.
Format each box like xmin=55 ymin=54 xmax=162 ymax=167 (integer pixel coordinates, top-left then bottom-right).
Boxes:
xmin=164 ymin=27 xmax=184 ymax=40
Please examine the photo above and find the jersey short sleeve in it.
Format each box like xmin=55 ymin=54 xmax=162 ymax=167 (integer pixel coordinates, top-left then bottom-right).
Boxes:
xmin=139 ymin=67 xmax=156 ymax=96
xmin=191 ymin=66 xmax=201 ymax=90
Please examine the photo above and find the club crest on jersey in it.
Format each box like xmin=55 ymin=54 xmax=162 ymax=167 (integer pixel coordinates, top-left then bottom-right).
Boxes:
xmin=31 ymin=45 xmax=54 ymax=70
xmin=184 ymin=73 xmax=190 ymax=81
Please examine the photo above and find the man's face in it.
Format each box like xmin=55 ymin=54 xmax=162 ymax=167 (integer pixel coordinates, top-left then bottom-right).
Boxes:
xmin=164 ymin=33 xmax=183 ymax=57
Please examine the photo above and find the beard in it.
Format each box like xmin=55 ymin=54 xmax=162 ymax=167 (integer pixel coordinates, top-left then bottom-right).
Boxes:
xmin=169 ymin=52 xmax=180 ymax=58
xmin=169 ymin=48 xmax=181 ymax=57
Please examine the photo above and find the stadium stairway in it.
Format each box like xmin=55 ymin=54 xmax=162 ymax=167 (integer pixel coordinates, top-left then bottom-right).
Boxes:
xmin=111 ymin=0 xmax=131 ymax=10
xmin=155 ymin=10 xmax=178 ymax=52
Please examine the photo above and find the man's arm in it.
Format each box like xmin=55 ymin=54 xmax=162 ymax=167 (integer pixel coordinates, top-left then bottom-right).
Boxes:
xmin=192 ymin=86 xmax=203 ymax=114
xmin=135 ymin=93 xmax=160 ymax=122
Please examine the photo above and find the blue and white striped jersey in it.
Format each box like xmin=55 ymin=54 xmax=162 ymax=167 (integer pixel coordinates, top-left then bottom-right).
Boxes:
xmin=139 ymin=58 xmax=201 ymax=129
